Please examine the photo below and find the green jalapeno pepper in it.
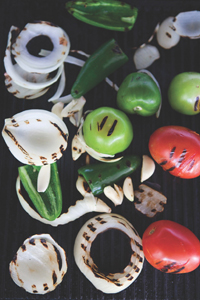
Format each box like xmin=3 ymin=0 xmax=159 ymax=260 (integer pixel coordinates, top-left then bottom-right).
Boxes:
xmin=66 ymin=0 xmax=138 ymax=32
xmin=78 ymin=155 xmax=141 ymax=196
xmin=71 ymin=38 xmax=128 ymax=99
xmin=18 ymin=163 xmax=62 ymax=221
xmin=83 ymin=106 xmax=133 ymax=155
xmin=117 ymin=72 xmax=161 ymax=116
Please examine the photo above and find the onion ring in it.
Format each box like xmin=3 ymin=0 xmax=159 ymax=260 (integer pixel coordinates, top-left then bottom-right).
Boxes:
xmin=12 ymin=21 xmax=70 ymax=73
xmin=74 ymin=213 xmax=144 ymax=294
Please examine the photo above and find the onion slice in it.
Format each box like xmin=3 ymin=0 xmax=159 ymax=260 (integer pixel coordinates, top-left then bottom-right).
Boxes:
xmin=173 ymin=11 xmax=200 ymax=39
xmin=12 ymin=21 xmax=70 ymax=73
xmin=16 ymin=176 xmax=111 ymax=226
xmin=156 ymin=17 xmax=180 ymax=49
xmin=74 ymin=213 xmax=144 ymax=294
xmin=134 ymin=184 xmax=167 ymax=217
xmin=9 ymin=234 xmax=67 ymax=294
xmin=133 ymin=44 xmax=160 ymax=70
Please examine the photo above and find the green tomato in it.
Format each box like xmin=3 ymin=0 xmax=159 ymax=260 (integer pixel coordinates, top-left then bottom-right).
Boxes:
xmin=168 ymin=72 xmax=200 ymax=115
xmin=83 ymin=107 xmax=133 ymax=155
xmin=116 ymin=72 xmax=161 ymax=116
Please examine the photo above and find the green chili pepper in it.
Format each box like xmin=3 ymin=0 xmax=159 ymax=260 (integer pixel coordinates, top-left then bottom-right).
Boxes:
xmin=117 ymin=72 xmax=161 ymax=116
xmin=71 ymin=38 xmax=128 ymax=99
xmin=66 ymin=0 xmax=138 ymax=31
xmin=18 ymin=163 xmax=62 ymax=221
xmin=78 ymin=155 xmax=141 ymax=196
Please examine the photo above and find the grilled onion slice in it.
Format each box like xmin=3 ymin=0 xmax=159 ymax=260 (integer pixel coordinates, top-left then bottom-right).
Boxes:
xmin=74 ymin=213 xmax=144 ymax=294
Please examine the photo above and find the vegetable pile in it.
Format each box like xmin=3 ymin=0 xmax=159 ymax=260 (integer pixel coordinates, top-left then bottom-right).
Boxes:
xmin=2 ymin=1 xmax=200 ymax=297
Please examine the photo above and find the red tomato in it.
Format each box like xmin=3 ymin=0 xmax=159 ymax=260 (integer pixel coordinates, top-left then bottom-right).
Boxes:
xmin=148 ymin=125 xmax=200 ymax=179
xmin=142 ymin=220 xmax=200 ymax=274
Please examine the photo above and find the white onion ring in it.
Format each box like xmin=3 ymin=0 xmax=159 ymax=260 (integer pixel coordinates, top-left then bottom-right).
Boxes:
xmin=12 ymin=21 xmax=70 ymax=73
xmin=74 ymin=213 xmax=144 ymax=294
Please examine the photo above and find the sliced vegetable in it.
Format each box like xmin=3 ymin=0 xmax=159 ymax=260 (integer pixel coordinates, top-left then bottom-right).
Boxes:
xmin=2 ymin=109 xmax=68 ymax=166
xmin=103 ymin=184 xmax=123 ymax=206
xmin=9 ymin=234 xmax=67 ymax=294
xmin=74 ymin=213 xmax=144 ymax=293
xmin=156 ymin=17 xmax=180 ymax=49
xmin=66 ymin=0 xmax=138 ymax=32
xmin=4 ymin=23 xmax=70 ymax=99
xmin=123 ymin=177 xmax=134 ymax=201
xmin=83 ymin=107 xmax=133 ymax=155
xmin=134 ymin=184 xmax=167 ymax=217
xmin=78 ymin=155 xmax=141 ymax=196
xmin=18 ymin=163 xmax=62 ymax=221
xmin=141 ymin=155 xmax=155 ymax=182
xmin=16 ymin=176 xmax=111 ymax=226
xmin=142 ymin=220 xmax=200 ymax=273
xmin=71 ymin=39 xmax=128 ymax=99
xmin=133 ymin=44 xmax=160 ymax=70
xmin=173 ymin=11 xmax=200 ymax=38
xmin=117 ymin=72 xmax=161 ymax=117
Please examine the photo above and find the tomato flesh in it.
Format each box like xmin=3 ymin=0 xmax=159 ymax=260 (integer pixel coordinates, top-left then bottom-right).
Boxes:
xmin=148 ymin=125 xmax=200 ymax=179
xmin=142 ymin=220 xmax=200 ymax=274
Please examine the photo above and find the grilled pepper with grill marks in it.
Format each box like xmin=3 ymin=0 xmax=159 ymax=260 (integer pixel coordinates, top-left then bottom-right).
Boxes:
xmin=71 ymin=39 xmax=128 ymax=99
xmin=18 ymin=162 xmax=62 ymax=221
xmin=78 ymin=155 xmax=141 ymax=196
xmin=66 ymin=0 xmax=138 ymax=32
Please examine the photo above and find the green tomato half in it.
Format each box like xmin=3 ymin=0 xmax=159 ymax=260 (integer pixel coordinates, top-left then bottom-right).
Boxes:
xmin=168 ymin=72 xmax=200 ymax=115
xmin=116 ymin=72 xmax=161 ymax=116
xmin=83 ymin=107 xmax=133 ymax=155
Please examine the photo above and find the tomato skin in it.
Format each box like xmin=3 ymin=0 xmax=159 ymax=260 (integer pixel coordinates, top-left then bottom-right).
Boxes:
xmin=83 ymin=107 xmax=133 ymax=155
xmin=148 ymin=125 xmax=200 ymax=179
xmin=168 ymin=72 xmax=200 ymax=115
xmin=142 ymin=220 xmax=200 ymax=274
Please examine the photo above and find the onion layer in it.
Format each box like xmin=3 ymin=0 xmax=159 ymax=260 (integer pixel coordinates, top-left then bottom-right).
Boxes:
xmin=74 ymin=213 xmax=144 ymax=294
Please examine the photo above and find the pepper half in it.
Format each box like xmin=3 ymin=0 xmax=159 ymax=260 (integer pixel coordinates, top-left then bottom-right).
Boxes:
xmin=71 ymin=38 xmax=128 ymax=99
xmin=78 ymin=155 xmax=141 ymax=196
xmin=18 ymin=162 xmax=62 ymax=221
xmin=66 ymin=0 xmax=138 ymax=32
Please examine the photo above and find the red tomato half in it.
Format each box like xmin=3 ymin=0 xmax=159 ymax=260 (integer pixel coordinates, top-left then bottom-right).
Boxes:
xmin=142 ymin=220 xmax=200 ymax=274
xmin=148 ymin=125 xmax=200 ymax=179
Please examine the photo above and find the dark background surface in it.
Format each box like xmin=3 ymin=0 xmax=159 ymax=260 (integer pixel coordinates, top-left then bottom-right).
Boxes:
xmin=0 ymin=0 xmax=200 ymax=299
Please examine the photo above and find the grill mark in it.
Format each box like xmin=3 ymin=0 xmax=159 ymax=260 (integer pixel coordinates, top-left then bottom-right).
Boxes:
xmin=98 ymin=116 xmax=108 ymax=130
xmin=160 ymin=160 xmax=168 ymax=166
xmin=87 ymin=223 xmax=97 ymax=232
xmin=4 ymin=128 xmax=29 ymax=156
xmin=43 ymin=283 xmax=49 ymax=291
xmin=194 ymin=96 xmax=200 ymax=111
xmin=40 ymin=238 xmax=48 ymax=248
xmin=52 ymin=270 xmax=57 ymax=285
xmin=166 ymin=166 xmax=176 ymax=172
xmin=83 ymin=232 xmax=90 ymax=241
xmin=170 ymin=147 xmax=176 ymax=158
xmin=29 ymin=238 xmax=35 ymax=245
xmin=50 ymin=121 xmax=67 ymax=141
xmin=112 ymin=43 xmax=122 ymax=54
xmin=160 ymin=262 xmax=176 ymax=272
xmin=187 ymin=159 xmax=195 ymax=171
xmin=166 ymin=32 xmax=172 ymax=38
xmin=21 ymin=244 xmax=26 ymax=251
xmin=107 ymin=120 xmax=118 ymax=136
xmin=170 ymin=266 xmax=185 ymax=274
xmin=176 ymin=149 xmax=187 ymax=167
